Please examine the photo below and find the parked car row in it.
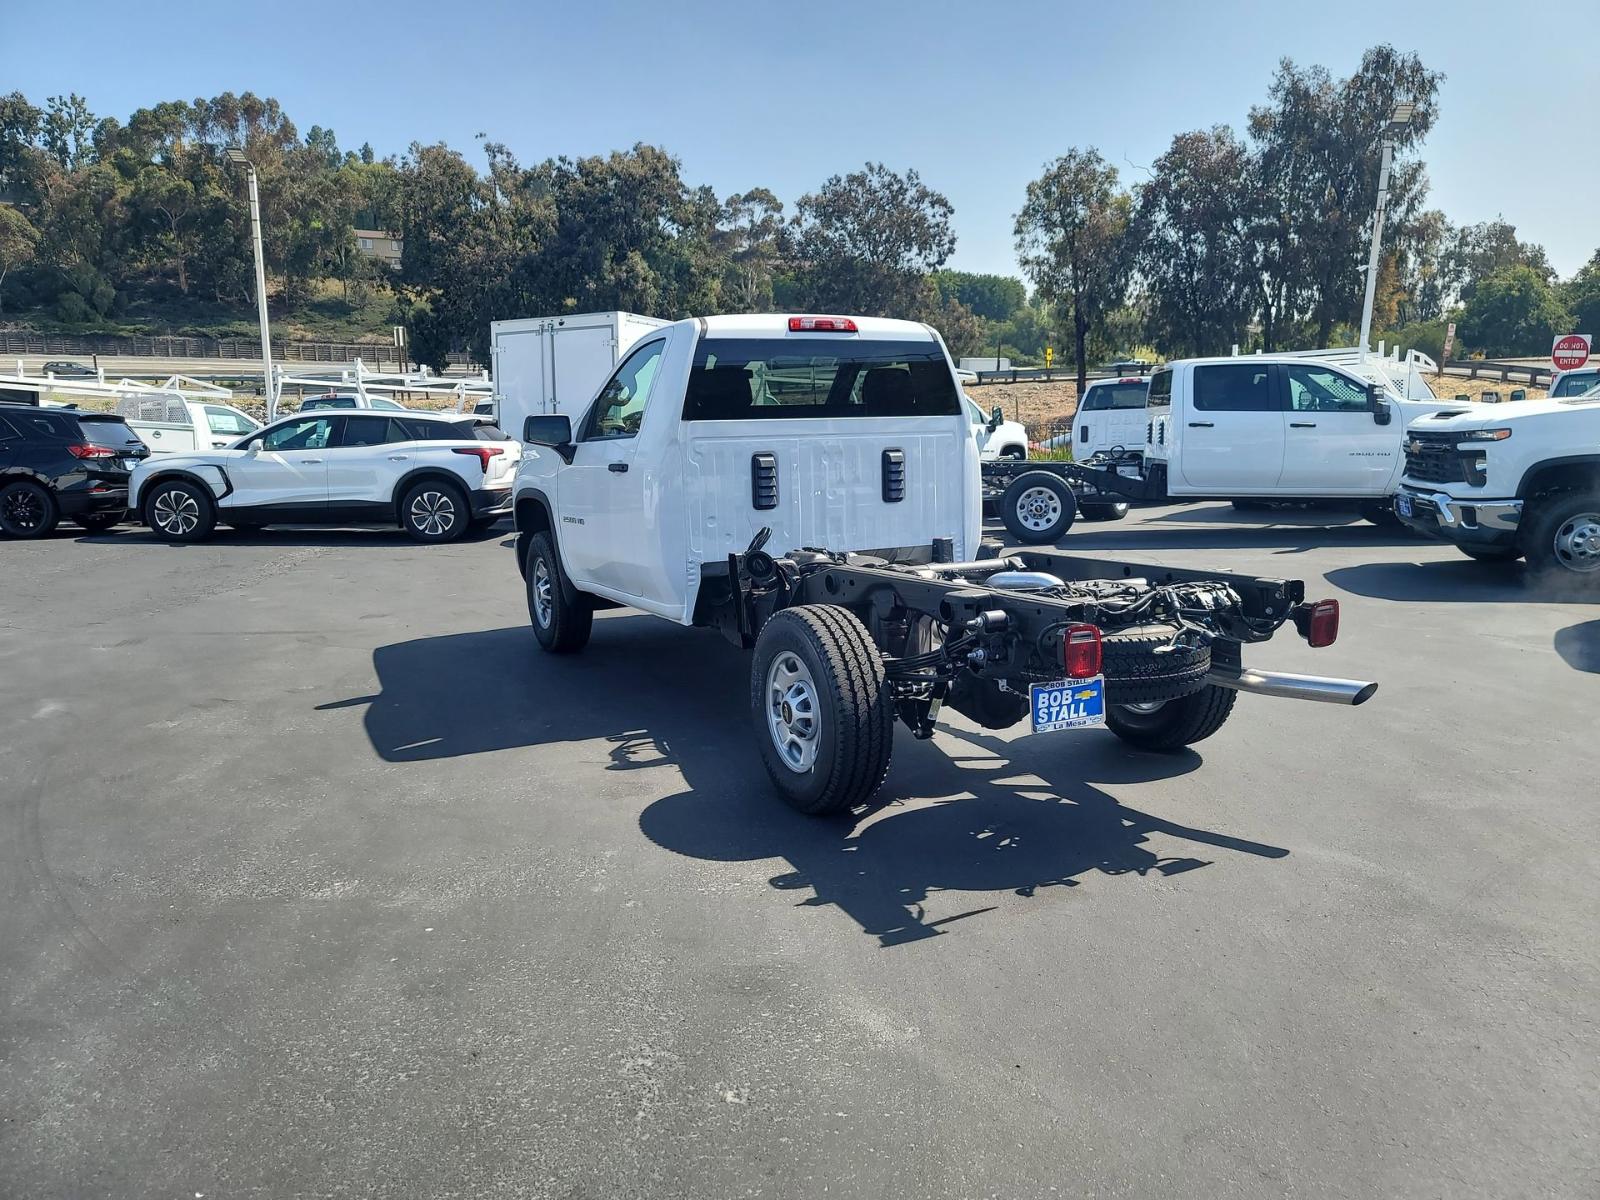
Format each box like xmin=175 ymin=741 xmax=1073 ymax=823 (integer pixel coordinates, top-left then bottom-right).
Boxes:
xmin=0 ymin=402 xmax=518 ymax=544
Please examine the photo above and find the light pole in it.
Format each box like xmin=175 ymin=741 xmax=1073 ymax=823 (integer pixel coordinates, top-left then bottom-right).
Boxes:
xmin=225 ymin=146 xmax=275 ymax=418
xmin=1357 ymin=102 xmax=1415 ymax=358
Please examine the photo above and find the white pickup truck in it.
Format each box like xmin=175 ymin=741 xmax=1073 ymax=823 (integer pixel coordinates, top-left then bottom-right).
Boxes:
xmin=1396 ymin=379 xmax=1600 ymax=580
xmin=1011 ymin=349 xmax=1470 ymax=535
xmin=507 ymin=312 xmax=1376 ymax=814
xmin=115 ymin=394 xmax=262 ymax=454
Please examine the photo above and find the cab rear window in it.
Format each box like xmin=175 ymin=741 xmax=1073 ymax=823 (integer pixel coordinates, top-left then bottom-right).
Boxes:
xmin=1081 ymin=382 xmax=1149 ymax=411
xmin=683 ymin=338 xmax=960 ymax=420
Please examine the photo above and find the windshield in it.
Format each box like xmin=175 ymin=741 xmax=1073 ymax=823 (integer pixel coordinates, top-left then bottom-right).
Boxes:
xmin=683 ymin=338 xmax=960 ymax=420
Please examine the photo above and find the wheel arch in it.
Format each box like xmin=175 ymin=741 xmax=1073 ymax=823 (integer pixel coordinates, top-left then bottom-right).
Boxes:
xmin=391 ymin=466 xmax=469 ymax=524
xmin=1518 ymin=456 xmax=1600 ymax=501
xmin=513 ymin=487 xmax=557 ymax=578
xmin=138 ymin=467 xmax=227 ymax=515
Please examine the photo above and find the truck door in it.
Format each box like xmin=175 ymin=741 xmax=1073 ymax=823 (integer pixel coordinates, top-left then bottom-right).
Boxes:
xmin=1175 ymin=363 xmax=1285 ymax=493
xmin=558 ymin=338 xmax=667 ymax=596
xmin=1278 ymin=364 xmax=1398 ymax=494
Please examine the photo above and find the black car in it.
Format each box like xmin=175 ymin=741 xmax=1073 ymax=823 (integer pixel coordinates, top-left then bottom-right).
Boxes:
xmin=41 ymin=360 xmax=98 ymax=379
xmin=0 ymin=404 xmax=150 ymax=537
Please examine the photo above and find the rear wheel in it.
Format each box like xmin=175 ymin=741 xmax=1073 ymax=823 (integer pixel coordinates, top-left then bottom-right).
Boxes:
xmin=402 ymin=479 xmax=469 ymax=543
xmin=1105 ymin=685 xmax=1237 ymax=752
xmin=0 ymin=480 xmax=59 ymax=539
xmin=526 ymin=531 xmax=592 ymax=653
xmin=1000 ymin=471 xmax=1077 ymax=544
xmin=750 ymin=605 xmax=894 ymax=815
xmin=143 ymin=479 xmax=216 ymax=543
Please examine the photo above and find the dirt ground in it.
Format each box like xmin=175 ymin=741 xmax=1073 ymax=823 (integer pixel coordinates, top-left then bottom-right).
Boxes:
xmin=968 ymin=381 xmax=1082 ymax=441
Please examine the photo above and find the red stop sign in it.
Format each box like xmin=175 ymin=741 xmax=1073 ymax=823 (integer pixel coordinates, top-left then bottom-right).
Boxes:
xmin=1552 ymin=334 xmax=1591 ymax=370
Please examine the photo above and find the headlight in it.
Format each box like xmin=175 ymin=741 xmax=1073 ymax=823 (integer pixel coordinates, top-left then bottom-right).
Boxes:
xmin=1456 ymin=428 xmax=1512 ymax=442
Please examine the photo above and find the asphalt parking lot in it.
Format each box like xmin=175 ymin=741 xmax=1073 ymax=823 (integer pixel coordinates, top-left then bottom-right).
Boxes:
xmin=2 ymin=504 xmax=1596 ymax=1199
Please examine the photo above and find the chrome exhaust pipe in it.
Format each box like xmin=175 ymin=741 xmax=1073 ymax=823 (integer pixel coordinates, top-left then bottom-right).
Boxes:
xmin=1208 ymin=667 xmax=1378 ymax=706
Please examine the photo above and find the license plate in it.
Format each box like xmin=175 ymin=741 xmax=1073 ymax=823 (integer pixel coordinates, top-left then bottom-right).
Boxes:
xmin=1030 ymin=677 xmax=1106 ymax=734
xmin=1395 ymin=494 xmax=1413 ymax=518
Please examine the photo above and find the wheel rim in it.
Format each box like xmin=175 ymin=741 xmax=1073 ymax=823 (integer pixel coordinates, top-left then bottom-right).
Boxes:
xmin=1015 ymin=486 xmax=1062 ymax=532
xmin=532 ymin=557 xmax=554 ymax=627
xmin=152 ymin=489 xmax=200 ymax=535
xmin=1552 ymin=512 xmax=1600 ymax=573
xmin=410 ymin=490 xmax=456 ymax=536
xmin=1 ymin=486 xmax=45 ymax=531
xmin=766 ymin=651 xmax=820 ymax=773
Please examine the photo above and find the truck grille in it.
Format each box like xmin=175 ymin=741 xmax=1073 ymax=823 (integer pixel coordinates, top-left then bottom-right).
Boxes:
xmin=1403 ymin=431 xmax=1470 ymax=485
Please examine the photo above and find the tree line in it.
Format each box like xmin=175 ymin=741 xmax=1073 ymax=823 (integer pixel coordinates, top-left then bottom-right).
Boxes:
xmin=1 ymin=47 xmax=1595 ymax=382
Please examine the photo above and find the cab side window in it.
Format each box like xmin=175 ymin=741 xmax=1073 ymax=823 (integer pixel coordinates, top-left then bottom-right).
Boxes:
xmin=1286 ymin=366 xmax=1370 ymax=413
xmin=583 ymin=340 xmax=666 ymax=440
xmin=1192 ymin=365 xmax=1277 ymax=412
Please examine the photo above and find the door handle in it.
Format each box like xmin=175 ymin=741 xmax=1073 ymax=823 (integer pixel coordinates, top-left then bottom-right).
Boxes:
xmin=1188 ymin=422 xmax=1214 ymax=428
xmin=388 ymin=454 xmax=409 ymax=461
xmin=608 ymin=462 xmax=629 ymax=473
xmin=1290 ymin=422 xmax=1317 ymax=428
xmin=299 ymin=457 xmax=324 ymax=464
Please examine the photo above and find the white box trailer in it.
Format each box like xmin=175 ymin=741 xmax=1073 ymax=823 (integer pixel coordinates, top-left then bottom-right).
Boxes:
xmin=491 ymin=311 xmax=668 ymax=438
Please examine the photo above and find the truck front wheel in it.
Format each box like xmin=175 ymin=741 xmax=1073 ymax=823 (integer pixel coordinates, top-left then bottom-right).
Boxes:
xmin=526 ymin=531 xmax=593 ymax=653
xmin=1000 ymin=471 xmax=1077 ymax=544
xmin=1522 ymin=491 xmax=1600 ymax=585
xmin=750 ymin=605 xmax=894 ymax=815
xmin=1104 ymin=685 xmax=1237 ymax=753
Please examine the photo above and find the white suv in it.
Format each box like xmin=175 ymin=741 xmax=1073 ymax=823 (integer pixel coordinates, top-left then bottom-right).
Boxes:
xmin=129 ymin=411 xmax=519 ymax=543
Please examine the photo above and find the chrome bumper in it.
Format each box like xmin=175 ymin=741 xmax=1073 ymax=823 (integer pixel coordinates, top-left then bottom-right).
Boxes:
xmin=1401 ymin=490 xmax=1522 ymax=532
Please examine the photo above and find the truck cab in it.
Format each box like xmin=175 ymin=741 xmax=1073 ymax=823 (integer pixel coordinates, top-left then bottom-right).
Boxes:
xmin=512 ymin=314 xmax=981 ymax=624
xmin=1142 ymin=352 xmax=1463 ymax=505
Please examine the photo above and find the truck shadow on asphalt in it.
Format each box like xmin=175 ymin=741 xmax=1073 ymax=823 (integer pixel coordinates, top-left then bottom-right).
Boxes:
xmin=1032 ymin=505 xmax=1422 ymax=554
xmin=1325 ymin=560 xmax=1600 ymax=605
xmin=322 ymin=616 xmax=1289 ymax=947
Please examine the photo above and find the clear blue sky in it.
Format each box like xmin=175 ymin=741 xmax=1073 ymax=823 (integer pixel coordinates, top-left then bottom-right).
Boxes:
xmin=7 ymin=0 xmax=1596 ymax=279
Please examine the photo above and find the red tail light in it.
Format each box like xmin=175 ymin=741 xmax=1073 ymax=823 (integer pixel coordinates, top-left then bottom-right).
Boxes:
xmin=788 ymin=316 xmax=858 ymax=333
xmin=66 ymin=444 xmax=117 ymax=459
xmin=452 ymin=446 xmax=505 ymax=471
xmin=1295 ymin=599 xmax=1340 ymax=648
xmin=1062 ymin=623 xmax=1103 ymax=678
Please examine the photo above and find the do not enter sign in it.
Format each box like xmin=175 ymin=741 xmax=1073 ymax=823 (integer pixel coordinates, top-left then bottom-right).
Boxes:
xmin=1552 ymin=333 xmax=1591 ymax=370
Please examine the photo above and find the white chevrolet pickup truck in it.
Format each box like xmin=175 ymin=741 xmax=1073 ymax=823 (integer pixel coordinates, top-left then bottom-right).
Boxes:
xmin=509 ymin=313 xmax=1377 ymax=813
xmin=1396 ymin=380 xmax=1600 ymax=581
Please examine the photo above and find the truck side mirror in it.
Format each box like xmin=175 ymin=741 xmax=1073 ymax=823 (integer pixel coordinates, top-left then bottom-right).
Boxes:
xmin=1368 ymin=385 xmax=1392 ymax=425
xmin=988 ymin=405 xmax=1004 ymax=431
xmin=245 ymin=438 xmax=264 ymax=452
xmin=523 ymin=414 xmax=575 ymax=458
